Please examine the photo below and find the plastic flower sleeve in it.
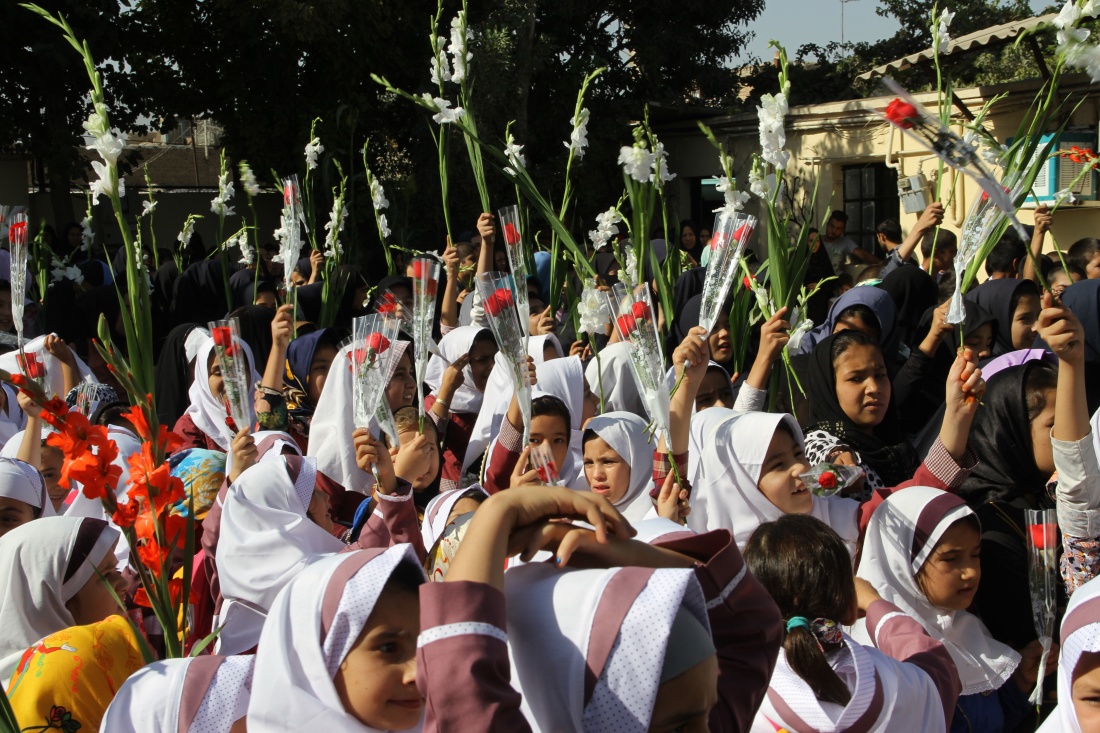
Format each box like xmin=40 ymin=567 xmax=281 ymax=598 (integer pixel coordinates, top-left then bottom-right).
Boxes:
xmin=697 ymin=212 xmax=756 ymax=335
xmin=411 ymin=258 xmax=441 ymax=430
xmin=799 ymin=462 xmax=865 ymax=498
xmin=476 ymin=272 xmax=532 ymax=442
xmin=16 ymin=351 xmax=46 ymax=391
xmin=1025 ymin=508 xmax=1058 ymax=706
xmin=207 ymin=318 xmax=254 ymax=434
xmin=280 ymin=175 xmax=304 ymax=294
xmin=350 ymin=314 xmax=400 ymax=431
xmin=946 ymin=194 xmax=1006 ymax=324
xmin=8 ymin=213 xmax=27 ymax=346
xmin=606 ymin=282 xmax=671 ymax=446
xmin=529 ymin=443 xmax=563 ymax=487
xmin=496 ymin=205 xmax=531 ymax=344
xmin=377 ymin=289 xmax=439 ymax=357
xmin=375 ymin=399 xmax=399 ymax=448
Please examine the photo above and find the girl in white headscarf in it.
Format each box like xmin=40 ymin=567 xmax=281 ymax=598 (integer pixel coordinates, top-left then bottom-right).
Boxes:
xmin=416 ymin=485 xmax=784 ymax=733
xmin=0 ymin=516 xmax=126 ymax=682
xmin=100 ymin=654 xmax=256 ymax=733
xmin=174 ymin=336 xmax=261 ymax=452
xmin=0 ymin=456 xmax=52 ymax=536
xmin=585 ymin=341 xmax=646 ymax=417
xmin=214 ymin=455 xmax=345 ymax=655
xmin=1037 ymin=574 xmax=1100 ymax=732
xmin=420 ymin=486 xmax=488 ymax=582
xmin=853 ymin=487 xmax=1049 ymax=733
xmin=423 ymin=326 xmax=498 ymax=492
xmin=582 ymin=412 xmax=657 ymax=522
xmin=744 ymin=513 xmax=961 ymax=733
xmin=247 ymin=545 xmax=426 ymax=732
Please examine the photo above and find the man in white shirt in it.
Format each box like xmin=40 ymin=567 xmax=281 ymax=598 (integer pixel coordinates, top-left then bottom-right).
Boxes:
xmin=822 ymin=210 xmax=879 ymax=273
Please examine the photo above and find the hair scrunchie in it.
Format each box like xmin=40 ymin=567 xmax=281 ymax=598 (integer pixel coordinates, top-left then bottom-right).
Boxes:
xmin=785 ymin=616 xmax=842 ymax=653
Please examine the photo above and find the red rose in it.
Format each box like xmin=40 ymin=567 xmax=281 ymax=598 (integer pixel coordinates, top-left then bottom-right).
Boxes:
xmin=733 ymin=223 xmax=753 ymax=241
xmin=503 ymin=222 xmax=521 ymax=246
xmin=366 ymin=333 xmax=391 ymax=354
xmin=8 ymin=220 xmax=27 ymax=246
xmin=631 ymin=301 xmax=650 ymax=322
xmin=377 ymin=292 xmax=397 ymax=315
xmin=351 ymin=348 xmax=368 ymax=365
xmin=1029 ymin=523 xmax=1058 ymax=551
xmin=818 ymin=470 xmax=837 ymax=490
xmin=212 ymin=326 xmax=233 ymax=348
xmin=485 ymin=287 xmax=514 ymax=317
xmin=617 ymin=314 xmax=637 ymax=335
xmin=283 ymin=183 xmax=296 ymax=206
xmin=884 ymin=98 xmax=918 ymax=129
xmin=17 ymin=353 xmax=44 ymax=379
xmin=536 ymin=461 xmax=557 ymax=483
xmin=412 ymin=260 xmax=436 ymax=281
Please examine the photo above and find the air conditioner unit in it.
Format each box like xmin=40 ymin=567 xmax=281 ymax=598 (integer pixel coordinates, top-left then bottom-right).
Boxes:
xmin=1019 ymin=130 xmax=1097 ymax=207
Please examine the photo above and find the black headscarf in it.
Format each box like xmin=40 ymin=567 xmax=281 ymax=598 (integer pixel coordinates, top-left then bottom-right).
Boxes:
xmin=1033 ymin=278 xmax=1100 ymax=413
xmin=804 ymin=332 xmax=918 ymax=487
xmin=229 ymin=305 xmax=275 ymax=370
xmin=593 ymin=250 xmax=620 ymax=288
xmin=967 ymin=278 xmax=1039 ymax=357
xmin=959 ymin=361 xmax=1057 ymax=506
xmin=229 ymin=268 xmax=276 ymax=310
xmin=878 ymin=266 xmax=938 ymax=351
xmin=154 ymin=323 xmax=203 ymax=427
xmin=172 ymin=260 xmax=231 ymax=324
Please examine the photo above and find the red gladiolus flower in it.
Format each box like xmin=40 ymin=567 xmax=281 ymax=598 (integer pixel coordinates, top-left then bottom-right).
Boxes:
xmin=112 ymin=501 xmax=139 ymax=529
xmin=503 ymin=222 xmax=521 ymax=246
xmin=366 ymin=333 xmax=391 ymax=354
xmin=884 ymin=99 xmax=918 ymax=129
xmin=1029 ymin=523 xmax=1058 ymax=550
xmin=42 ymin=397 xmax=68 ymax=418
xmin=631 ymin=301 xmax=650 ymax=322
xmin=743 ymin=276 xmax=753 ymax=290
xmin=8 ymin=374 xmax=27 ymax=389
xmin=818 ymin=470 xmax=837 ymax=490
xmin=485 ymin=287 xmax=514 ymax=317
xmin=617 ymin=314 xmax=637 ymax=335
xmin=212 ymin=326 xmax=233 ymax=348
xmin=122 ymin=403 xmax=152 ymax=442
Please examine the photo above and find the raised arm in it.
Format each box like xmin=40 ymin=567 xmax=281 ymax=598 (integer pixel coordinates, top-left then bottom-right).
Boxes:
xmin=1022 ymin=206 xmax=1052 ymax=286
xmin=441 ymin=241 xmax=460 ymax=331
xmin=895 ymin=202 xmax=945 ymax=265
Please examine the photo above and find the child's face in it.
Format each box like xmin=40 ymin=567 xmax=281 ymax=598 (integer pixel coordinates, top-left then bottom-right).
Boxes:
xmin=468 ymin=339 xmax=498 ymax=392
xmin=543 ymin=342 xmax=560 ymax=362
xmin=583 ymin=436 xmax=630 ymax=504
xmin=832 ymin=344 xmax=890 ymax=431
xmin=333 ymin=585 xmax=422 ymax=730
xmin=933 ymin=247 xmax=956 ymax=274
xmin=529 ymin=414 xmax=570 ymax=474
xmin=307 ymin=490 xmax=334 ymax=534
xmin=0 ymin=497 xmax=36 ymax=538
xmin=41 ymin=445 xmax=65 ymax=511
xmin=917 ymin=520 xmax=981 ymax=612
xmin=707 ymin=317 xmax=732 ymax=364
xmin=1030 ymin=388 xmax=1057 ymax=475
xmin=1072 ymin=651 xmax=1100 ymax=729
xmin=963 ymin=323 xmax=994 ymax=362
xmin=1086 ymin=251 xmax=1100 ymax=280
xmin=255 ymin=291 xmax=277 ymax=310
xmin=308 ymin=343 xmax=338 ymax=405
xmin=695 ymin=368 xmax=735 ymax=411
xmin=386 ymin=353 xmax=417 ymax=412
xmin=207 ymin=353 xmax=225 ymax=402
xmin=1011 ymin=293 xmax=1040 ymax=350
xmin=756 ymin=427 xmax=812 ymax=515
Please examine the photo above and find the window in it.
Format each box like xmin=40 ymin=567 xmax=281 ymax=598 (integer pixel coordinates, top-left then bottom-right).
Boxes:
xmin=842 ymin=164 xmax=899 ymax=256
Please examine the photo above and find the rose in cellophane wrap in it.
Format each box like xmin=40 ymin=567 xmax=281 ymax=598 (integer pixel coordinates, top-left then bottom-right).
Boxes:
xmin=207 ymin=318 xmax=254 ymax=434
xmin=377 ymin=289 xmax=439 ymax=357
xmin=476 ymin=272 xmax=532 ymax=442
xmin=351 ymin=313 xmax=400 ymax=432
xmin=529 ymin=443 xmax=562 ymax=487
xmin=16 ymin=351 xmax=46 ymax=392
xmin=799 ymin=462 xmax=865 ymax=498
xmin=496 ymin=205 xmax=530 ymax=348
xmin=946 ymin=192 xmax=1007 ymax=324
xmin=1025 ymin=508 xmax=1058 ymax=705
xmin=697 ymin=211 xmax=756 ymax=336
xmin=8 ymin=213 xmax=28 ymax=347
xmin=606 ymin=283 xmax=670 ymax=446
xmin=411 ymin=258 xmax=441 ymax=429
xmin=279 ymin=174 xmax=305 ymax=294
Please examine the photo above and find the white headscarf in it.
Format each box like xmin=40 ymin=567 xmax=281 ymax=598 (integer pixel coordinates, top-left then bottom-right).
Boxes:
xmin=585 ymin=341 xmax=646 ymax=418
xmin=0 ymin=456 xmax=51 ymax=517
xmin=689 ymin=411 xmax=861 ymax=553
xmin=215 ymin=455 xmax=344 ymax=655
xmin=183 ymin=336 xmax=261 ymax=451
xmin=309 ymin=341 xmax=410 ymax=494
xmin=464 ymin=335 xmax=563 ymax=473
xmin=424 ymin=326 xmax=490 ymax=414
xmin=247 ymin=545 xmax=425 ymax=733
xmin=0 ymin=383 xmax=26 ymax=446
xmin=99 ymin=654 xmax=255 ymax=733
xmin=754 ymin=630 xmax=948 ymax=733
xmin=505 ymin=561 xmax=712 ymax=732
xmin=663 ymin=361 xmax=733 ymax=415
xmin=532 ymin=355 xmax=588 ymax=489
xmin=420 ymin=486 xmax=488 ymax=551
xmin=583 ymin=412 xmax=656 ymax=522
xmin=0 ymin=334 xmax=96 ymax=398
xmin=0 ymin=516 xmax=118 ymax=680
xmin=1038 ymin=574 xmax=1100 ymax=733
xmin=852 ymin=487 xmax=1020 ymax=695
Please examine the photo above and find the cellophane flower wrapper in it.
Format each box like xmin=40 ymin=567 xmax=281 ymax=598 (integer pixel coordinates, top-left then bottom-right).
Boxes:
xmin=878 ymin=78 xmax=1026 ymax=240
xmin=16 ymin=351 xmax=46 ymax=392
xmin=1025 ymin=508 xmax=1059 ymax=705
xmin=351 ymin=314 xmax=400 ymax=431
xmin=8 ymin=213 xmax=27 ymax=345
xmin=800 ymin=462 xmax=865 ymax=498
xmin=207 ymin=318 xmax=254 ymax=434
xmin=375 ymin=399 xmax=399 ymax=447
xmin=476 ymin=272 xmax=532 ymax=441
xmin=947 ymin=193 xmax=1007 ymax=324
xmin=529 ymin=443 xmax=562 ymax=487
xmin=698 ymin=212 xmax=756 ymax=335
xmin=280 ymin=175 xmax=304 ymax=294
xmin=496 ymin=205 xmax=530 ymax=343
xmin=607 ymin=283 xmax=671 ymax=445
xmin=377 ymin=289 xmax=438 ymax=357
xmin=411 ymin=258 xmax=441 ymax=426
